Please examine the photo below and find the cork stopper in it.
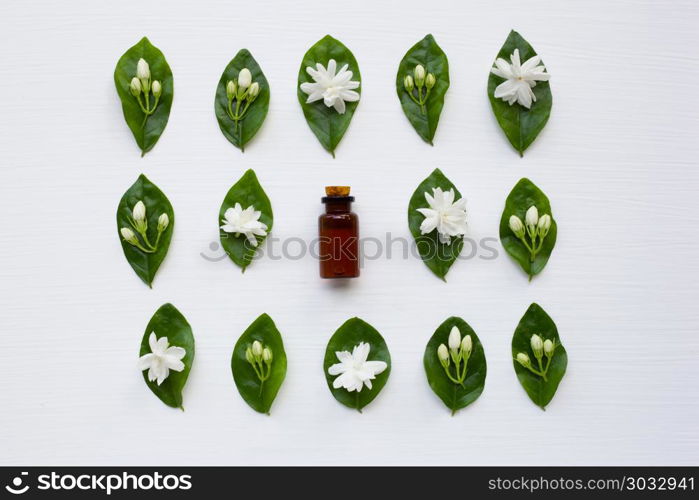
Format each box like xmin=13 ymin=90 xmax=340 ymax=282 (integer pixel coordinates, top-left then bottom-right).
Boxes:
xmin=325 ymin=186 xmax=351 ymax=197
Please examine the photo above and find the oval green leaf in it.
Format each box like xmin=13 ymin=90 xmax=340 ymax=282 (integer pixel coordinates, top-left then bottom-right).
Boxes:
xmin=512 ymin=303 xmax=567 ymax=410
xmin=139 ymin=303 xmax=194 ymax=409
xmin=114 ymin=37 xmax=173 ymax=156
xmin=231 ymin=313 xmax=287 ymax=415
xmin=487 ymin=30 xmax=552 ymax=156
xmin=214 ymin=49 xmax=270 ymax=152
xmin=499 ymin=178 xmax=557 ymax=280
xmin=116 ymin=174 xmax=174 ymax=287
xmin=323 ymin=318 xmax=391 ymax=412
xmin=218 ymin=169 xmax=273 ymax=271
xmin=408 ymin=168 xmax=465 ymax=281
xmin=423 ymin=317 xmax=487 ymax=415
xmin=297 ymin=35 xmax=361 ymax=157
xmin=396 ymin=34 xmax=450 ymax=145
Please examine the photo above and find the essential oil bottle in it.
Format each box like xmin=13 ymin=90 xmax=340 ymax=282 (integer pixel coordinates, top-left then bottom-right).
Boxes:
xmin=319 ymin=186 xmax=359 ymax=278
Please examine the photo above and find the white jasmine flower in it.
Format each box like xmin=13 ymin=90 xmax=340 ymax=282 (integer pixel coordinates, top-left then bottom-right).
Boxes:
xmin=300 ymin=59 xmax=360 ymax=114
xmin=425 ymin=73 xmax=436 ymax=89
xmin=525 ymin=205 xmax=539 ymax=229
xmin=530 ymin=334 xmax=543 ymax=358
xmin=516 ymin=352 xmax=531 ymax=367
xmin=414 ymin=64 xmax=426 ymax=86
xmin=538 ymin=214 xmax=551 ymax=236
xmin=247 ymin=82 xmax=260 ymax=99
xmin=220 ymin=202 xmax=268 ymax=247
xmin=138 ymin=333 xmax=186 ymax=386
xmin=437 ymin=344 xmax=449 ymax=364
xmin=226 ymin=80 xmax=236 ymax=100
xmin=152 ymin=80 xmax=162 ymax=98
xmin=120 ymin=227 xmax=137 ymax=244
xmin=238 ymin=68 xmax=252 ymax=89
xmin=509 ymin=215 xmax=525 ymax=237
xmin=133 ymin=201 xmax=146 ymax=222
xmin=461 ymin=335 xmax=472 ymax=356
xmin=328 ymin=342 xmax=387 ymax=392
xmin=544 ymin=339 xmax=555 ymax=357
xmin=416 ymin=187 xmax=468 ymax=245
xmin=157 ymin=213 xmax=169 ymax=232
xmin=129 ymin=77 xmax=142 ymax=97
xmin=490 ymin=48 xmax=550 ymax=109
xmin=252 ymin=340 xmax=263 ymax=358
xmin=448 ymin=326 xmax=461 ymax=351
xmin=137 ymin=58 xmax=150 ymax=80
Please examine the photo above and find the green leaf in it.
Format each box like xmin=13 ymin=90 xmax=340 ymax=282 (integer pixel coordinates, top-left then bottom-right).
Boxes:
xmin=487 ymin=30 xmax=552 ymax=156
xmin=423 ymin=317 xmax=487 ymax=415
xmin=512 ymin=303 xmax=567 ymax=410
xmin=116 ymin=174 xmax=174 ymax=287
xmin=218 ymin=169 xmax=273 ymax=271
xmin=396 ymin=34 xmax=450 ymax=145
xmin=499 ymin=178 xmax=557 ymax=280
xmin=231 ymin=314 xmax=287 ymax=415
xmin=214 ymin=49 xmax=270 ymax=152
xmin=408 ymin=168 xmax=465 ymax=281
xmin=297 ymin=35 xmax=361 ymax=157
xmin=139 ymin=303 xmax=194 ymax=409
xmin=323 ymin=318 xmax=391 ymax=412
xmin=114 ymin=37 xmax=173 ymax=156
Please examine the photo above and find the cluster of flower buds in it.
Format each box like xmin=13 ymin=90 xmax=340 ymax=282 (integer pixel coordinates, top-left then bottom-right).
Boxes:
xmin=120 ymin=200 xmax=169 ymax=254
xmin=225 ymin=68 xmax=261 ymax=132
xmin=515 ymin=333 xmax=556 ymax=381
xmin=508 ymin=205 xmax=552 ymax=262
xmin=129 ymin=59 xmax=162 ymax=125
xmin=403 ymin=64 xmax=436 ymax=115
xmin=437 ymin=326 xmax=473 ymax=386
xmin=245 ymin=340 xmax=273 ymax=395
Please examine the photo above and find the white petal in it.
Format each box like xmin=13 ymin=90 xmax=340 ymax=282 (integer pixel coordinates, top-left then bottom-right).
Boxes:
xmin=165 ymin=346 xmax=186 ymax=360
xmin=520 ymin=55 xmax=541 ymax=73
xmin=163 ymin=356 xmax=185 ymax=372
xmin=354 ymin=342 xmax=370 ymax=363
xmin=333 ymin=98 xmax=346 ymax=114
xmin=364 ymin=360 xmax=388 ymax=375
xmin=138 ymin=353 xmax=154 ymax=370
xmin=148 ymin=332 xmax=158 ymax=353
xmin=328 ymin=362 xmax=347 ymax=375
xmin=494 ymin=80 xmax=517 ymax=99
xmin=326 ymin=59 xmax=337 ymax=76
xmin=340 ymin=90 xmax=360 ymax=102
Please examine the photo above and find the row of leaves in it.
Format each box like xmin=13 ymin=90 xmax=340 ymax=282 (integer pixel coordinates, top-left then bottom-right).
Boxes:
xmin=118 ymin=170 xmax=556 ymax=287
xmin=115 ymin=32 xmax=551 ymax=157
xmin=142 ymin=303 xmax=566 ymax=413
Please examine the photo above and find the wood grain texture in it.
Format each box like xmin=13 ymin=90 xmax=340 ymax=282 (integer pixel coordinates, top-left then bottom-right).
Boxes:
xmin=0 ymin=0 xmax=698 ymax=465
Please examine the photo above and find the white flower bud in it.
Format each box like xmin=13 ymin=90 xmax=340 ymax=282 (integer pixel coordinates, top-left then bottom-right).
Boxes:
xmin=247 ymin=82 xmax=260 ymax=100
xmin=425 ymin=73 xmax=436 ymax=89
xmin=238 ymin=68 xmax=252 ymax=89
xmin=414 ymin=64 xmax=426 ymax=86
xmin=509 ymin=215 xmax=525 ymax=237
xmin=448 ymin=326 xmax=461 ymax=351
xmin=137 ymin=58 xmax=151 ymax=81
xmin=132 ymin=201 xmax=146 ymax=222
xmin=226 ymin=80 xmax=236 ymax=100
xmin=262 ymin=347 xmax=272 ymax=363
xmin=538 ymin=214 xmax=552 ymax=237
xmin=404 ymin=74 xmax=414 ymax=92
xmin=129 ymin=77 xmax=142 ymax=97
xmin=525 ymin=205 xmax=539 ymax=229
xmin=437 ymin=344 xmax=449 ymax=363
xmin=544 ymin=339 xmax=555 ymax=357
xmin=530 ymin=334 xmax=544 ymax=358
xmin=151 ymin=80 xmax=162 ymax=98
xmin=461 ymin=335 xmax=472 ymax=356
xmin=516 ymin=352 xmax=531 ymax=367
xmin=157 ymin=213 xmax=169 ymax=232
xmin=252 ymin=340 xmax=263 ymax=358
xmin=120 ymin=227 xmax=137 ymax=244
xmin=245 ymin=347 xmax=254 ymax=364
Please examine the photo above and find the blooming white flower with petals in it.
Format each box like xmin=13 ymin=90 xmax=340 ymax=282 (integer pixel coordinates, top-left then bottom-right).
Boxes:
xmin=417 ymin=187 xmax=468 ymax=245
xmin=138 ymin=333 xmax=186 ymax=386
xmin=328 ymin=342 xmax=387 ymax=393
xmin=220 ymin=202 xmax=268 ymax=247
xmin=490 ymin=48 xmax=550 ymax=109
xmin=300 ymin=59 xmax=360 ymax=114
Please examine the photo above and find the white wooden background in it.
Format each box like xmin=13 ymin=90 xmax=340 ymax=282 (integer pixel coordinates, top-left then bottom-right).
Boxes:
xmin=1 ymin=0 xmax=698 ymax=466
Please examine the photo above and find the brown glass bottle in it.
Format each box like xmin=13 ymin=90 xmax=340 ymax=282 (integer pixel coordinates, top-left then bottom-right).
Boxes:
xmin=319 ymin=186 xmax=359 ymax=278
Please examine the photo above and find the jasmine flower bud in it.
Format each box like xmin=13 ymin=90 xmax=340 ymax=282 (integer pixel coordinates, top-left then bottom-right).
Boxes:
xmin=129 ymin=77 xmax=142 ymax=97
xmin=425 ymin=73 xmax=436 ymax=90
xmin=120 ymin=227 xmax=138 ymax=245
xmin=414 ymin=64 xmax=426 ymax=86
xmin=448 ymin=326 xmax=461 ymax=351
xmin=437 ymin=344 xmax=449 ymax=367
xmin=530 ymin=334 xmax=544 ymax=359
xmin=538 ymin=214 xmax=552 ymax=237
xmin=544 ymin=339 xmax=555 ymax=357
xmin=245 ymin=347 xmax=254 ymax=364
xmin=152 ymin=80 xmax=162 ymax=98
xmin=247 ymin=82 xmax=260 ymax=101
xmin=509 ymin=215 xmax=525 ymax=238
xmin=404 ymin=75 xmax=414 ymax=93
xmin=226 ymin=80 xmax=236 ymax=100
xmin=133 ymin=200 xmax=146 ymax=222
xmin=238 ymin=68 xmax=252 ymax=90
xmin=516 ymin=352 xmax=531 ymax=367
xmin=252 ymin=340 xmax=263 ymax=359
xmin=262 ymin=347 xmax=272 ymax=364
xmin=137 ymin=58 xmax=150 ymax=91
xmin=157 ymin=213 xmax=169 ymax=232
xmin=461 ymin=335 xmax=472 ymax=357
xmin=525 ymin=205 xmax=539 ymax=230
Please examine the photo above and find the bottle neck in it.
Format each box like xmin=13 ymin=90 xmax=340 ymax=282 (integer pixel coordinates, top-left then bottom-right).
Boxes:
xmin=324 ymin=199 xmax=352 ymax=214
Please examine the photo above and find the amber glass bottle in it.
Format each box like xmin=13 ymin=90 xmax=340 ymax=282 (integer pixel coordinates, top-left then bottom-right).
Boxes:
xmin=319 ymin=186 xmax=359 ymax=278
